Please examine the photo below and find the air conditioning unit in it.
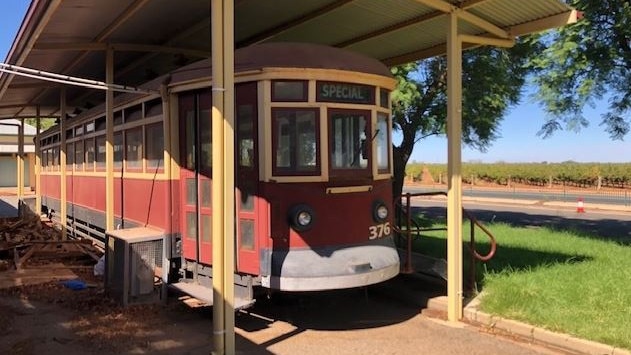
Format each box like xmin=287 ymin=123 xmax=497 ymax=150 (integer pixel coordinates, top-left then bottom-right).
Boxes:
xmin=105 ymin=227 xmax=167 ymax=306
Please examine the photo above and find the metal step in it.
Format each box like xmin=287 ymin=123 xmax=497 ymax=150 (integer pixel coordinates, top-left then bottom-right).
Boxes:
xmin=169 ymin=282 xmax=256 ymax=310
xmin=397 ymin=248 xmax=447 ymax=280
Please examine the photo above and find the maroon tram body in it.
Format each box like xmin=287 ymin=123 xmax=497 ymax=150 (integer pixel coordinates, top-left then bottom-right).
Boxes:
xmin=38 ymin=43 xmax=399 ymax=298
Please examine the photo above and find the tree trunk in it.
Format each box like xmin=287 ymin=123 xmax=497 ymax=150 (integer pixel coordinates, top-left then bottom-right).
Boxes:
xmin=392 ymin=139 xmax=415 ymax=201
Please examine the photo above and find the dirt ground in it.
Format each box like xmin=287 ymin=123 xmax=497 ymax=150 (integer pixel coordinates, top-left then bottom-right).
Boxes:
xmin=0 ymin=262 xmax=566 ymax=355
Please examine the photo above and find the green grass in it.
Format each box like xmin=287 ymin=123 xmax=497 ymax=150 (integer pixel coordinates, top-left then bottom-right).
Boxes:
xmin=407 ymin=222 xmax=631 ymax=350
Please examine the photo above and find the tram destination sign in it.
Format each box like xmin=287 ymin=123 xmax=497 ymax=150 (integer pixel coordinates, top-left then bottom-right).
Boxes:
xmin=317 ymin=81 xmax=374 ymax=104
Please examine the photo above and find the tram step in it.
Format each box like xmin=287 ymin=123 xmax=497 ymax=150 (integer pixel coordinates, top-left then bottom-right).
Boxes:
xmin=397 ymin=248 xmax=447 ymax=280
xmin=169 ymin=282 xmax=256 ymax=310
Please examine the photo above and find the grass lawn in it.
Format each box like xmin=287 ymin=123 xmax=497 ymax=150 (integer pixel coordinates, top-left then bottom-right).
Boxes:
xmin=410 ymin=222 xmax=631 ymax=350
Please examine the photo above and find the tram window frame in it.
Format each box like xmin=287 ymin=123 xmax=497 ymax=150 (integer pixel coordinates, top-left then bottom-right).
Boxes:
xmin=114 ymin=111 xmax=123 ymax=126
xmin=66 ymin=142 xmax=74 ymax=168
xmin=271 ymin=80 xmax=308 ymax=102
xmin=145 ymin=122 xmax=164 ymax=172
xmin=379 ymin=89 xmax=390 ymax=109
xmin=144 ymin=98 xmax=163 ymax=117
xmin=125 ymin=104 xmax=143 ymax=123
xmin=125 ymin=127 xmax=143 ymax=171
xmin=113 ymin=132 xmax=123 ymax=171
xmin=271 ymin=108 xmax=320 ymax=176
xmin=74 ymin=140 xmax=84 ymax=171
xmin=95 ymin=135 xmax=106 ymax=171
xmin=95 ymin=116 xmax=106 ymax=131
xmin=375 ymin=112 xmax=390 ymax=174
xmin=328 ymin=108 xmax=372 ymax=178
xmin=84 ymin=137 xmax=95 ymax=171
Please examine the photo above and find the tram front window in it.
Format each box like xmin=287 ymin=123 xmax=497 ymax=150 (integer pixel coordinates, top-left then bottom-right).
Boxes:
xmin=330 ymin=110 xmax=369 ymax=172
xmin=272 ymin=108 xmax=319 ymax=176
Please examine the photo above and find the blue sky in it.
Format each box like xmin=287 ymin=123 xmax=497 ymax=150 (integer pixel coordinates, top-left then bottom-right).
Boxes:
xmin=2 ymin=1 xmax=630 ymax=163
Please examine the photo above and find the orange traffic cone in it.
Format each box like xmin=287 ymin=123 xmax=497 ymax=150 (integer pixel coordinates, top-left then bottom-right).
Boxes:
xmin=576 ymin=197 xmax=585 ymax=213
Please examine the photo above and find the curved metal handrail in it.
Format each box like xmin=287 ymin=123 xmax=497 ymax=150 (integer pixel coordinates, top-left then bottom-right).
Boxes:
xmin=393 ymin=191 xmax=497 ymax=289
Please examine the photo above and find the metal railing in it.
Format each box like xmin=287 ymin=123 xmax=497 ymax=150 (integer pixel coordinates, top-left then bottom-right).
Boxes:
xmin=393 ymin=191 xmax=497 ymax=293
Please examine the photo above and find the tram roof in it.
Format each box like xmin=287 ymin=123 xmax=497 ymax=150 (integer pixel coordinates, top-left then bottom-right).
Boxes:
xmin=0 ymin=0 xmax=577 ymax=120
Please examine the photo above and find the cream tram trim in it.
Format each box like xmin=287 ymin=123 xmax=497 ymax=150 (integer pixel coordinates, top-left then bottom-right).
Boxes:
xmin=326 ymin=185 xmax=373 ymax=194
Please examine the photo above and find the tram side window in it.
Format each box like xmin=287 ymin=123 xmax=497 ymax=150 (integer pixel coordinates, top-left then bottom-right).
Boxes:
xmin=376 ymin=113 xmax=390 ymax=172
xmin=52 ymin=146 xmax=60 ymax=170
xmin=66 ymin=143 xmax=74 ymax=167
xmin=330 ymin=111 xmax=369 ymax=172
xmin=146 ymin=123 xmax=164 ymax=170
xmin=85 ymin=137 xmax=95 ymax=171
xmin=114 ymin=132 xmax=123 ymax=169
xmin=272 ymin=108 xmax=319 ymax=176
xmin=75 ymin=140 xmax=84 ymax=171
xmin=125 ymin=128 xmax=143 ymax=170
xmin=95 ymin=136 xmax=106 ymax=170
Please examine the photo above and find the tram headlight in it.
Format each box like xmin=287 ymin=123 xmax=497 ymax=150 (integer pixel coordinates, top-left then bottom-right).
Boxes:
xmin=372 ymin=200 xmax=389 ymax=223
xmin=288 ymin=204 xmax=315 ymax=232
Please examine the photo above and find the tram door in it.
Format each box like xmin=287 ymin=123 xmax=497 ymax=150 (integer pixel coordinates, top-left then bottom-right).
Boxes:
xmin=235 ymin=82 xmax=259 ymax=274
xmin=179 ymin=91 xmax=213 ymax=265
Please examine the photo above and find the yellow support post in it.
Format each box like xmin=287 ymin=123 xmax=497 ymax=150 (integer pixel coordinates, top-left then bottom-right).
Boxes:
xmin=446 ymin=10 xmax=463 ymax=322
xmin=17 ymin=119 xmax=24 ymax=201
xmin=60 ymin=88 xmax=67 ymax=239
xmin=211 ymin=0 xmax=235 ymax=354
xmin=35 ymin=109 xmax=41 ymax=214
xmin=105 ymin=47 xmax=114 ymax=231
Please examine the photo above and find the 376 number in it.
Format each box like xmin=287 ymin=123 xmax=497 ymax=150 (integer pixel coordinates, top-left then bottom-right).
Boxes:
xmin=368 ymin=222 xmax=391 ymax=240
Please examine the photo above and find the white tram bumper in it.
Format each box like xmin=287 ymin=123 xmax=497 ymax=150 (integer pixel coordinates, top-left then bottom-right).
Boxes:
xmin=260 ymin=236 xmax=400 ymax=291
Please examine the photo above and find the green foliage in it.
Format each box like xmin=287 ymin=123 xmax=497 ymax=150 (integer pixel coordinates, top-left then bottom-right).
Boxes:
xmin=24 ymin=118 xmax=56 ymax=132
xmin=391 ymin=39 xmax=541 ymax=197
xmin=531 ymin=0 xmax=631 ymax=139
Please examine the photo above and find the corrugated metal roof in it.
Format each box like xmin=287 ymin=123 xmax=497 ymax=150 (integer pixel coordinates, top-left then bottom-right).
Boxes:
xmin=0 ymin=0 xmax=576 ymax=121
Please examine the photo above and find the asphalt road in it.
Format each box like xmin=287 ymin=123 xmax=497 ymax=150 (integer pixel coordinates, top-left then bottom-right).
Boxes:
xmin=407 ymin=198 xmax=631 ymax=244
xmin=405 ymin=185 xmax=631 ymax=206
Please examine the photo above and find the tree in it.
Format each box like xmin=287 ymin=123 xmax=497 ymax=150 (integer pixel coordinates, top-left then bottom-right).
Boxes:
xmin=390 ymin=39 xmax=538 ymax=198
xmin=531 ymin=0 xmax=631 ymax=139
xmin=25 ymin=118 xmax=56 ymax=132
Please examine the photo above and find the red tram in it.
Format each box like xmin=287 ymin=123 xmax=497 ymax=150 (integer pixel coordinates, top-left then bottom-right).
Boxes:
xmin=38 ymin=43 xmax=399 ymax=300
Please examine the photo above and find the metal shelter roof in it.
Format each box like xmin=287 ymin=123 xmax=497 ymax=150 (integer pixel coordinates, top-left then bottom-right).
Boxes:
xmin=0 ymin=0 xmax=576 ymax=120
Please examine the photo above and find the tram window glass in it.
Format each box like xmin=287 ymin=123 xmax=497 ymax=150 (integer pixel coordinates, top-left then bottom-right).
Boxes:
xmin=240 ymin=220 xmax=255 ymax=250
xmin=114 ymin=132 xmax=123 ymax=169
xmin=272 ymin=80 xmax=307 ymax=102
xmin=86 ymin=122 xmax=95 ymax=133
xmin=199 ymin=106 xmax=212 ymax=176
xmin=85 ymin=137 xmax=95 ymax=169
xmin=75 ymin=140 xmax=84 ymax=169
xmin=272 ymin=108 xmax=319 ymax=175
xmin=125 ymin=128 xmax=143 ymax=170
xmin=66 ymin=128 xmax=73 ymax=139
xmin=330 ymin=110 xmax=369 ymax=171
xmin=380 ymin=89 xmax=390 ymax=109
xmin=52 ymin=146 xmax=60 ymax=168
xmin=75 ymin=126 xmax=83 ymax=136
xmin=95 ymin=116 xmax=106 ymax=131
xmin=146 ymin=123 xmax=164 ymax=170
xmin=66 ymin=142 xmax=74 ymax=167
xmin=201 ymin=215 xmax=211 ymax=242
xmin=186 ymin=212 xmax=196 ymax=240
xmin=145 ymin=99 xmax=163 ymax=117
xmin=376 ymin=113 xmax=390 ymax=172
xmin=238 ymin=104 xmax=254 ymax=168
xmin=95 ymin=136 xmax=106 ymax=169
xmin=125 ymin=105 xmax=143 ymax=123
xmin=184 ymin=108 xmax=195 ymax=171
xmin=114 ymin=111 xmax=123 ymax=126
